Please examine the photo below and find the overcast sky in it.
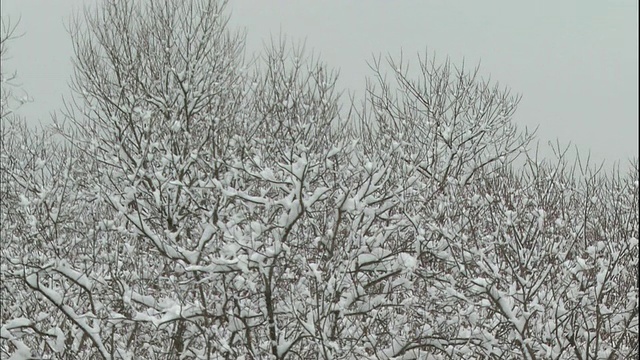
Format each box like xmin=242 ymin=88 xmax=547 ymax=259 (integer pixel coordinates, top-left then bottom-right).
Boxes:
xmin=2 ymin=0 xmax=638 ymax=167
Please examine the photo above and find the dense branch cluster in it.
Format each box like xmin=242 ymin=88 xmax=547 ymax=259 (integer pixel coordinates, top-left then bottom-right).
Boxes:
xmin=1 ymin=1 xmax=638 ymax=359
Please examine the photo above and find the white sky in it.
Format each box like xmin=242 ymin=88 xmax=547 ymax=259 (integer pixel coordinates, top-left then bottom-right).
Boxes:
xmin=2 ymin=0 xmax=638 ymax=167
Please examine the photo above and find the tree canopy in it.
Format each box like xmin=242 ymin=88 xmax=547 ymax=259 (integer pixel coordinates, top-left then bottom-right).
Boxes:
xmin=1 ymin=1 xmax=638 ymax=359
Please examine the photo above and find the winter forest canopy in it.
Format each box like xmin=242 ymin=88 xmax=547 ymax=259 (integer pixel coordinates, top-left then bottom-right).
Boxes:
xmin=1 ymin=0 xmax=638 ymax=359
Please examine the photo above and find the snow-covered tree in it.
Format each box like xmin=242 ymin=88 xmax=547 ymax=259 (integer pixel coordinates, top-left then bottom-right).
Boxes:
xmin=1 ymin=1 xmax=637 ymax=359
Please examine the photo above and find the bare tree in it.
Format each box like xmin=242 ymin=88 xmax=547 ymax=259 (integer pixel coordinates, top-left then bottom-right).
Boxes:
xmin=1 ymin=17 xmax=30 ymax=121
xmin=357 ymin=52 xmax=535 ymax=187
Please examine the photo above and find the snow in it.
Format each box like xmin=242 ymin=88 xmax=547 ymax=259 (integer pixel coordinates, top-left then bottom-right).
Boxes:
xmin=249 ymin=252 xmax=266 ymax=264
xmin=291 ymin=156 xmax=308 ymax=179
xmin=487 ymin=286 xmax=525 ymax=334
xmin=0 ymin=326 xmax=13 ymax=340
xmin=7 ymin=340 xmax=32 ymax=360
xmin=326 ymin=146 xmax=340 ymax=158
xmin=397 ymin=253 xmax=417 ymax=270
xmin=154 ymin=301 xmax=202 ymax=326
xmin=357 ymin=253 xmax=378 ymax=267
xmin=307 ymin=263 xmax=322 ymax=282
xmin=277 ymin=336 xmax=294 ymax=357
xmin=301 ymin=312 xmax=316 ymax=336
xmin=259 ymin=167 xmax=276 ymax=181
xmin=54 ymin=261 xmax=94 ymax=291
xmin=35 ymin=158 xmax=46 ymax=169
xmin=47 ymin=327 xmax=66 ymax=353
xmin=23 ymin=275 xmax=111 ymax=359
xmin=18 ymin=194 xmax=30 ymax=207
xmin=2 ymin=317 xmax=32 ymax=330
xmin=341 ymin=197 xmax=356 ymax=212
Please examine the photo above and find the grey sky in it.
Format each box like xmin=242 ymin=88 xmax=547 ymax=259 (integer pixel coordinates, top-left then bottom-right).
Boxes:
xmin=2 ymin=0 xmax=638 ymax=166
